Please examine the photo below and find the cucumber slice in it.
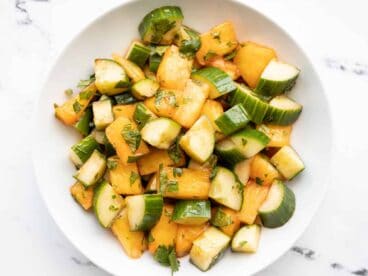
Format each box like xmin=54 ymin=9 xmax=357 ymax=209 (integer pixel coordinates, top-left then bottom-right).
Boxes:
xmin=141 ymin=118 xmax=181 ymax=149
xmin=90 ymin=128 xmax=105 ymax=144
xmin=265 ymin=95 xmax=302 ymax=125
xmin=231 ymin=225 xmax=261 ymax=253
xmin=255 ymin=60 xmax=300 ymax=97
xmin=215 ymin=104 xmax=250 ymax=135
xmin=215 ymin=139 xmax=245 ymax=166
xmin=192 ymin=67 xmax=236 ymax=99
xmin=211 ymin=207 xmax=233 ymax=227
xmin=93 ymin=181 xmax=125 ymax=228
xmin=259 ymin=180 xmax=296 ymax=228
xmin=138 ymin=6 xmax=183 ymax=44
xmin=149 ymin=54 xmax=162 ymax=73
xmin=172 ymin=200 xmax=211 ymax=225
xmin=179 ymin=115 xmax=215 ymax=163
xmin=190 ymin=227 xmax=230 ymax=271
xmin=230 ymin=127 xmax=270 ymax=158
xmin=114 ymin=92 xmax=138 ymax=105
xmin=69 ymin=135 xmax=100 ymax=167
xmin=126 ymin=194 xmax=163 ymax=231
xmin=125 ymin=41 xmax=151 ymax=68
xmin=112 ymin=54 xmax=145 ymax=83
xmin=270 ymin=146 xmax=304 ymax=180
xmin=131 ymin=79 xmax=159 ymax=100
xmin=133 ymin=102 xmax=157 ymax=130
xmin=233 ymin=158 xmax=252 ymax=185
xmin=94 ymin=59 xmax=130 ymax=95
xmin=229 ymin=84 xmax=269 ymax=124
xmin=74 ymin=107 xmax=93 ymax=136
xmin=175 ymin=26 xmax=201 ymax=56
xmin=209 ymin=167 xmax=243 ymax=211
xmin=92 ymin=100 xmax=114 ymax=130
xmin=74 ymin=150 xmax=106 ymax=187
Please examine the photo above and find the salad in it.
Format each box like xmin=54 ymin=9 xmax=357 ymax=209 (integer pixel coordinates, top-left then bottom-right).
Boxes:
xmin=54 ymin=6 xmax=304 ymax=274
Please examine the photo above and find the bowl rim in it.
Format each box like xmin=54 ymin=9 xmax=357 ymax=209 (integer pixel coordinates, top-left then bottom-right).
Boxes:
xmin=32 ymin=0 xmax=334 ymax=274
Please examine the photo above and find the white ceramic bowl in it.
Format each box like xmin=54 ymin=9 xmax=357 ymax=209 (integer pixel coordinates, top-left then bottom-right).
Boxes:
xmin=33 ymin=0 xmax=332 ymax=275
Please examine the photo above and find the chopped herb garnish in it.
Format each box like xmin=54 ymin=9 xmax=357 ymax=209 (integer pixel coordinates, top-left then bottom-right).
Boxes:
xmin=155 ymin=90 xmax=177 ymax=108
xmin=109 ymin=205 xmax=119 ymax=212
xmin=226 ymin=41 xmax=236 ymax=48
xmin=159 ymin=165 xmax=179 ymax=193
xmin=129 ymin=171 xmax=139 ymax=186
xmin=241 ymin=138 xmax=248 ymax=146
xmin=107 ymin=159 xmax=118 ymax=170
xmin=255 ymin=177 xmax=264 ymax=185
xmin=172 ymin=168 xmax=183 ymax=178
xmin=239 ymin=240 xmax=248 ymax=247
xmin=79 ymin=89 xmax=93 ymax=100
xmin=224 ymin=50 xmax=237 ymax=60
xmin=112 ymin=194 xmax=116 ymax=199
xmin=72 ymin=101 xmax=83 ymax=113
xmin=211 ymin=208 xmax=233 ymax=227
xmin=204 ymin=51 xmax=216 ymax=61
xmin=210 ymin=166 xmax=219 ymax=180
xmin=121 ymin=124 xmax=141 ymax=153
xmin=148 ymin=233 xmax=155 ymax=243
xmin=153 ymin=245 xmax=180 ymax=275
xmin=77 ymin=74 xmax=95 ymax=89
xmin=127 ymin=156 xmax=140 ymax=163
xmin=211 ymin=31 xmax=221 ymax=42
xmin=168 ymin=138 xmax=182 ymax=164
xmin=64 ymin=88 xmax=73 ymax=96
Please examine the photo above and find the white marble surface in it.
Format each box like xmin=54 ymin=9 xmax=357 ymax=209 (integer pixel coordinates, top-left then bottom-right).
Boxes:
xmin=1 ymin=0 xmax=368 ymax=275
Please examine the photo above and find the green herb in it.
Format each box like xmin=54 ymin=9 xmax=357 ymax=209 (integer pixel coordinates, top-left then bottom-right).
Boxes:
xmin=129 ymin=171 xmax=139 ymax=186
xmin=211 ymin=31 xmax=221 ymax=42
xmin=224 ymin=50 xmax=237 ymax=60
xmin=159 ymin=165 xmax=179 ymax=193
xmin=204 ymin=51 xmax=216 ymax=61
xmin=155 ymin=90 xmax=177 ymax=108
xmin=121 ymin=124 xmax=141 ymax=153
xmin=77 ymin=74 xmax=95 ymax=89
xmin=148 ymin=233 xmax=155 ymax=243
xmin=79 ymin=89 xmax=93 ymax=100
xmin=134 ymin=107 xmax=151 ymax=130
xmin=112 ymin=194 xmax=116 ymax=199
xmin=210 ymin=166 xmax=219 ymax=180
xmin=172 ymin=168 xmax=183 ymax=178
xmin=107 ymin=159 xmax=118 ymax=170
xmin=211 ymin=208 xmax=233 ymax=227
xmin=226 ymin=41 xmax=236 ymax=48
xmin=72 ymin=101 xmax=83 ymax=113
xmin=153 ymin=246 xmax=180 ymax=275
xmin=64 ymin=89 xmax=73 ymax=96
xmin=241 ymin=138 xmax=248 ymax=146
xmin=255 ymin=177 xmax=264 ymax=185
xmin=127 ymin=156 xmax=140 ymax=163
xmin=168 ymin=138 xmax=182 ymax=164
xmin=239 ymin=240 xmax=248 ymax=247
xmin=109 ymin=205 xmax=119 ymax=212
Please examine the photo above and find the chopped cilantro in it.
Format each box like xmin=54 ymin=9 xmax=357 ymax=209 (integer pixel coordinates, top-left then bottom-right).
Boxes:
xmin=77 ymin=74 xmax=95 ymax=89
xmin=172 ymin=168 xmax=183 ymax=178
xmin=168 ymin=138 xmax=182 ymax=164
xmin=127 ymin=156 xmax=140 ymax=163
xmin=159 ymin=165 xmax=179 ymax=193
xmin=224 ymin=50 xmax=237 ymax=60
xmin=153 ymin=246 xmax=180 ymax=275
xmin=107 ymin=159 xmax=118 ymax=170
xmin=121 ymin=124 xmax=141 ymax=153
xmin=148 ymin=233 xmax=155 ymax=243
xmin=241 ymin=138 xmax=248 ymax=146
xmin=72 ymin=101 xmax=83 ymax=113
xmin=255 ymin=177 xmax=264 ymax=185
xmin=211 ymin=208 xmax=233 ymax=227
xmin=109 ymin=205 xmax=119 ymax=212
xmin=79 ymin=89 xmax=93 ymax=100
xmin=204 ymin=51 xmax=216 ymax=61
xmin=239 ymin=240 xmax=248 ymax=247
xmin=211 ymin=31 xmax=221 ymax=42
xmin=129 ymin=171 xmax=139 ymax=186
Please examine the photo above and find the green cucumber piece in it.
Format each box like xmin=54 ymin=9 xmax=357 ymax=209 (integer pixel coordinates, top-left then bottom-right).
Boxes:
xmin=125 ymin=41 xmax=151 ymax=68
xmin=69 ymin=135 xmax=100 ymax=167
xmin=255 ymin=60 xmax=300 ymax=97
xmin=92 ymin=100 xmax=114 ymax=130
xmin=270 ymin=146 xmax=304 ymax=180
xmin=126 ymin=194 xmax=163 ymax=231
xmin=209 ymin=167 xmax=243 ymax=211
xmin=192 ymin=67 xmax=236 ymax=99
xmin=131 ymin=78 xmax=159 ymax=100
xmin=90 ymin=128 xmax=105 ymax=144
xmin=74 ymin=107 xmax=93 ymax=136
xmin=93 ymin=181 xmax=124 ymax=228
xmin=230 ymin=127 xmax=270 ymax=158
xmin=215 ymin=104 xmax=250 ymax=135
xmin=175 ymin=26 xmax=201 ymax=56
xmin=172 ymin=200 xmax=211 ymax=225
xmin=231 ymin=225 xmax=261 ymax=253
xmin=233 ymin=158 xmax=252 ymax=184
xmin=259 ymin=180 xmax=296 ymax=228
xmin=211 ymin=207 xmax=233 ymax=227
xmin=94 ymin=59 xmax=130 ymax=95
xmin=138 ymin=6 xmax=183 ymax=45
xmin=179 ymin=115 xmax=215 ymax=163
xmin=103 ymin=134 xmax=116 ymax=157
xmin=229 ymin=84 xmax=269 ymax=124
xmin=264 ymin=95 xmax=302 ymax=125
xmin=215 ymin=139 xmax=245 ymax=166
xmin=133 ymin=102 xmax=157 ymax=130
xmin=190 ymin=227 xmax=230 ymax=271
xmin=74 ymin=150 xmax=106 ymax=187
xmin=114 ymin=92 xmax=138 ymax=105
xmin=149 ymin=54 xmax=162 ymax=73
xmin=141 ymin=117 xmax=181 ymax=149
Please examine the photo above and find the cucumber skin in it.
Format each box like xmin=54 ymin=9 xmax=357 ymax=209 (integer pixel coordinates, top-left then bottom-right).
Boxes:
xmin=74 ymin=108 xmax=93 ymax=136
xmin=179 ymin=26 xmax=201 ymax=56
xmin=71 ymin=136 xmax=100 ymax=163
xmin=172 ymin=200 xmax=211 ymax=224
xmin=127 ymin=42 xmax=151 ymax=68
xmin=259 ymin=181 xmax=296 ymax=228
xmin=215 ymin=104 xmax=250 ymax=135
xmin=230 ymin=127 xmax=270 ymax=157
xmin=136 ymin=194 xmax=164 ymax=231
xmin=215 ymin=143 xmax=245 ymax=166
xmin=264 ymin=105 xmax=302 ymax=125
xmin=192 ymin=67 xmax=236 ymax=99
xmin=229 ymin=85 xmax=269 ymax=124
xmin=255 ymin=74 xmax=299 ymax=97
xmin=133 ymin=103 xmax=154 ymax=129
xmin=149 ymin=54 xmax=162 ymax=73
xmin=114 ymin=93 xmax=138 ymax=105
xmin=190 ymin=246 xmax=227 ymax=272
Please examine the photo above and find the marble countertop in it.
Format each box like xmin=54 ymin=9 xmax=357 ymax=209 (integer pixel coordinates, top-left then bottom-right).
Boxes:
xmin=2 ymin=0 xmax=368 ymax=275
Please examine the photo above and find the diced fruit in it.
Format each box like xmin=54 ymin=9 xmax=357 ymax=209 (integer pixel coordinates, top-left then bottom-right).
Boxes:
xmin=230 ymin=127 xmax=270 ymax=158
xmin=69 ymin=135 xmax=100 ymax=167
xmin=145 ymin=173 xmax=158 ymax=193
xmin=234 ymin=41 xmax=276 ymax=88
xmin=158 ymin=167 xmax=210 ymax=200
xmin=188 ymin=155 xmax=217 ymax=174
xmin=112 ymin=54 xmax=146 ymax=83
xmin=141 ymin=118 xmax=181 ymax=149
xmin=131 ymin=79 xmax=159 ymax=100
xmin=74 ymin=150 xmax=106 ymax=187
xmin=265 ymin=95 xmax=303 ymax=125
xmin=270 ymin=146 xmax=304 ymax=180
xmin=174 ymin=26 xmax=201 ymax=57
xmin=74 ymin=107 xmax=93 ymax=136
xmin=92 ymin=99 xmax=114 ymax=130
xmin=176 ymin=223 xmax=208 ymax=257
xmin=211 ymin=207 xmax=240 ymax=237
xmin=250 ymin=154 xmax=281 ymax=186
xmin=215 ymin=138 xmax=245 ymax=166
xmin=259 ymin=180 xmax=296 ymax=228
xmin=125 ymin=41 xmax=151 ymax=68
xmin=144 ymin=89 xmax=179 ymax=118
xmin=70 ymin=182 xmax=94 ymax=210
xmin=215 ymin=104 xmax=250 ymax=135
xmin=172 ymin=200 xmax=211 ymax=225
xmin=233 ymin=158 xmax=252 ymax=185
xmin=133 ymin=102 xmax=158 ymax=130
xmin=238 ymin=180 xmax=269 ymax=225
xmin=231 ymin=225 xmax=261 ymax=253
xmin=201 ymin=100 xmax=224 ymax=132
xmin=111 ymin=208 xmax=147 ymax=258
xmin=113 ymin=104 xmax=137 ymax=120
xmin=257 ymin=124 xmax=292 ymax=147
xmin=206 ymin=56 xmax=240 ymax=80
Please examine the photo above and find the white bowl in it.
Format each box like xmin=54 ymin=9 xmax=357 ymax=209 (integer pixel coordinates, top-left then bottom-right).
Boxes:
xmin=32 ymin=0 xmax=332 ymax=275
